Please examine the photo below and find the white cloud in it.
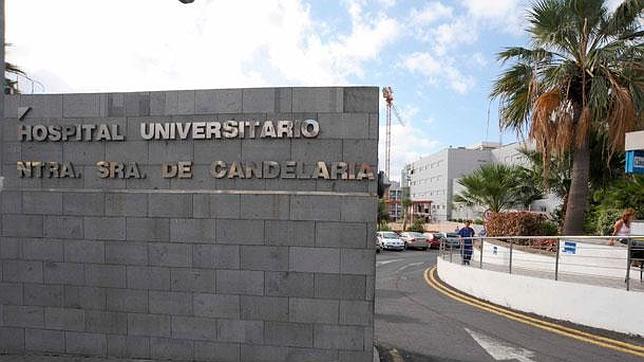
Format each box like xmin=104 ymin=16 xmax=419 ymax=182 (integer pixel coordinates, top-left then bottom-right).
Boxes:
xmin=471 ymin=52 xmax=487 ymax=67
xmin=397 ymin=105 xmax=419 ymax=124
xmin=400 ymin=52 xmax=474 ymax=94
xmin=7 ymin=0 xmax=399 ymax=93
xmin=411 ymin=2 xmax=453 ymax=25
xmin=379 ymin=123 xmax=441 ymax=181
xmin=432 ymin=17 xmax=478 ymax=55
xmin=460 ymin=0 xmax=526 ymax=34
xmin=399 ymin=0 xmax=527 ymax=94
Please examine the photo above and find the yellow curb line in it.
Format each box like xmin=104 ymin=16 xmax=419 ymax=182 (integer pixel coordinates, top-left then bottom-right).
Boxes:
xmin=424 ymin=266 xmax=644 ymax=358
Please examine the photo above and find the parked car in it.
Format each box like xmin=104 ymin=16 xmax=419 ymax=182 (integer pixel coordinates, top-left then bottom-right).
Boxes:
xmin=399 ymin=232 xmax=429 ymax=250
xmin=376 ymin=231 xmax=405 ymax=251
xmin=423 ymin=232 xmax=441 ymax=249
xmin=435 ymin=232 xmax=462 ymax=249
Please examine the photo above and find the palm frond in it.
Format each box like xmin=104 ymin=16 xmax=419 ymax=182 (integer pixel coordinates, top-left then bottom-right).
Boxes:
xmin=601 ymin=0 xmax=644 ymax=38
xmin=491 ymin=63 xmax=538 ymax=133
xmin=604 ymin=71 xmax=638 ymax=155
xmin=497 ymin=46 xmax=558 ymax=64
xmin=5 ymin=62 xmax=25 ymax=76
xmin=528 ymin=0 xmax=579 ymax=57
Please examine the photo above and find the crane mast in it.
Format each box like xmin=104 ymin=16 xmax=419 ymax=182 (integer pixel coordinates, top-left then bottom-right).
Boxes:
xmin=382 ymin=86 xmax=394 ymax=178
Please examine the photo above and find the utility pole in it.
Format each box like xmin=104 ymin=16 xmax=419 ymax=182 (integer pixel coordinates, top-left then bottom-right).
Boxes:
xmin=1 ymin=0 xmax=5 ymax=122
xmin=1 ymin=0 xmax=5 ymax=181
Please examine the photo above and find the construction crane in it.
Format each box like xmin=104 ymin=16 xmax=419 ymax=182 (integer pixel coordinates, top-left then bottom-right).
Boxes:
xmin=382 ymin=86 xmax=405 ymax=178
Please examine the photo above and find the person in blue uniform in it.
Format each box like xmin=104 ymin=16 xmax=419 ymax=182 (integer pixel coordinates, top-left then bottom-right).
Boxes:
xmin=458 ymin=220 xmax=476 ymax=265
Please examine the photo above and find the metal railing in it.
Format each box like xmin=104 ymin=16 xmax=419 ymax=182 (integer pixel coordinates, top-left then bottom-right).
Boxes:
xmin=438 ymin=236 xmax=644 ymax=291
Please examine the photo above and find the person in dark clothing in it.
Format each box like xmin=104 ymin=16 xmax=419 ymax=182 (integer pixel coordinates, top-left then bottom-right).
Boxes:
xmin=458 ymin=220 xmax=476 ymax=265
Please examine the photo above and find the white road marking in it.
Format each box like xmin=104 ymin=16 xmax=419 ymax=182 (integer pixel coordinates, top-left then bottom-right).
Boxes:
xmin=389 ymin=261 xmax=427 ymax=274
xmin=465 ymin=328 xmax=536 ymax=362
xmin=377 ymin=259 xmax=403 ymax=266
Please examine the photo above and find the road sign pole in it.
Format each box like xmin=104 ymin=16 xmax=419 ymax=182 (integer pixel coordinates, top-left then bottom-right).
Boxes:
xmin=555 ymin=240 xmax=560 ymax=281
xmin=479 ymin=238 xmax=483 ymax=269
xmin=509 ymin=239 xmax=513 ymax=274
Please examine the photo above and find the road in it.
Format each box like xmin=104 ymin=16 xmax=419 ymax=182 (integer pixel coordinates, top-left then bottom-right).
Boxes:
xmin=374 ymin=250 xmax=644 ymax=362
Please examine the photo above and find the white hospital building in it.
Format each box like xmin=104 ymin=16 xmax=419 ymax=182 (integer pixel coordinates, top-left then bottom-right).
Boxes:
xmin=401 ymin=142 xmax=560 ymax=222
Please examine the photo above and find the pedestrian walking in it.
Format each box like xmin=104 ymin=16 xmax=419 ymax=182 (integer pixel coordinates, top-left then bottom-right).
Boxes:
xmin=609 ymin=208 xmax=634 ymax=245
xmin=458 ymin=220 xmax=476 ymax=265
xmin=610 ymin=208 xmax=641 ymax=268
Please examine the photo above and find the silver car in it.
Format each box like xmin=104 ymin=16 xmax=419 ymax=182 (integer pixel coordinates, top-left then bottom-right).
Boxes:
xmin=376 ymin=231 xmax=405 ymax=251
xmin=399 ymin=232 xmax=429 ymax=250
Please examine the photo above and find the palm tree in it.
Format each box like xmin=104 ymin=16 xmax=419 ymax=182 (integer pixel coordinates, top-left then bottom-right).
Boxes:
xmin=5 ymin=61 xmax=25 ymax=94
xmin=520 ymin=148 xmax=571 ymax=203
xmin=516 ymin=166 xmax=545 ymax=209
xmin=490 ymin=0 xmax=642 ymax=235
xmin=454 ymin=164 xmax=522 ymax=213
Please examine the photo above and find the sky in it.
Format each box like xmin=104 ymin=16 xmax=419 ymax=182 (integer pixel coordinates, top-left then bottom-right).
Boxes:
xmin=5 ymin=0 xmax=624 ymax=181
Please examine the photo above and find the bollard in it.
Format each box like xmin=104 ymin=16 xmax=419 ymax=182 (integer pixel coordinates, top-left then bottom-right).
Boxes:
xmin=626 ymin=238 xmax=632 ymax=291
xmin=509 ymin=239 xmax=513 ymax=274
xmin=479 ymin=238 xmax=484 ymax=269
xmin=555 ymin=239 xmax=560 ymax=281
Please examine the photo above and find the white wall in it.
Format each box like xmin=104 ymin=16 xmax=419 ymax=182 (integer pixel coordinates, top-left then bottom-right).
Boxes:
xmin=471 ymin=240 xmax=634 ymax=279
xmin=437 ymin=258 xmax=644 ymax=336
xmin=632 ymin=221 xmax=644 ymax=235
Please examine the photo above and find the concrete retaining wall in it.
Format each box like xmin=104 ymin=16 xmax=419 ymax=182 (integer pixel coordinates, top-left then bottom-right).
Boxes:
xmin=437 ymin=258 xmax=644 ymax=336
xmin=0 ymin=87 xmax=378 ymax=361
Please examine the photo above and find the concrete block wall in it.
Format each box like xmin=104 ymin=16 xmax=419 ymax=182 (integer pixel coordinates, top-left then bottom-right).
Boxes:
xmin=0 ymin=87 xmax=378 ymax=361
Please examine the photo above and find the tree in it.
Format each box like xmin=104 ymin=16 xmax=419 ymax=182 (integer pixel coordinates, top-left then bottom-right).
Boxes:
xmin=5 ymin=61 xmax=25 ymax=94
xmin=490 ymin=0 xmax=643 ymax=235
xmin=454 ymin=164 xmax=523 ymax=213
xmin=520 ymin=148 xmax=571 ymax=201
xmin=586 ymin=175 xmax=644 ymax=234
xmin=401 ymin=197 xmax=411 ymax=231
xmin=377 ymin=198 xmax=390 ymax=228
xmin=515 ymin=165 xmax=545 ymax=208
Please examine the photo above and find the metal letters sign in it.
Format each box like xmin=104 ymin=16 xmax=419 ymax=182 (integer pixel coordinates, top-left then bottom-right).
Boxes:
xmin=16 ymin=118 xmax=375 ymax=181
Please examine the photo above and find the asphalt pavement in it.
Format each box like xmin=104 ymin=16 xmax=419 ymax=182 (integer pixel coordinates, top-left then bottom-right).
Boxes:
xmin=374 ymin=249 xmax=644 ymax=362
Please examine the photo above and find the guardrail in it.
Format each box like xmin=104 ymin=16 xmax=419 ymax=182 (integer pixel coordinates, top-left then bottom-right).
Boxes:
xmin=438 ymin=236 xmax=644 ymax=291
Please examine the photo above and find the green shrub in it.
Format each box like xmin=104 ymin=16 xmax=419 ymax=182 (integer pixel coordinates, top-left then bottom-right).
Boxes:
xmin=408 ymin=218 xmax=425 ymax=232
xmin=473 ymin=218 xmax=484 ymax=225
xmin=585 ymin=176 xmax=644 ymax=235
xmin=540 ymin=221 xmax=559 ymax=236
xmin=588 ymin=208 xmax=622 ymax=236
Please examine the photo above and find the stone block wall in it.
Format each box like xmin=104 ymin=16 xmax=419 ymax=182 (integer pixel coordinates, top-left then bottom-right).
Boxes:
xmin=0 ymin=87 xmax=378 ymax=361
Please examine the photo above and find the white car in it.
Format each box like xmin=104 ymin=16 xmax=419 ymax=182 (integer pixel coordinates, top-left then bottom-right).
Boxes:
xmin=376 ymin=231 xmax=405 ymax=251
xmin=399 ymin=232 xmax=429 ymax=250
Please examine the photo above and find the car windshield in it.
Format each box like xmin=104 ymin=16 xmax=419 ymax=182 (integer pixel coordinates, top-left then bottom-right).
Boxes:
xmin=445 ymin=233 xmax=459 ymax=238
xmin=408 ymin=232 xmax=424 ymax=237
xmin=381 ymin=232 xmax=399 ymax=239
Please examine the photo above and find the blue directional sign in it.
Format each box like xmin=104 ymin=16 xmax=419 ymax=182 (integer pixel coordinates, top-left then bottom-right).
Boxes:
xmin=563 ymin=241 xmax=577 ymax=255
xmin=625 ymin=150 xmax=644 ymax=174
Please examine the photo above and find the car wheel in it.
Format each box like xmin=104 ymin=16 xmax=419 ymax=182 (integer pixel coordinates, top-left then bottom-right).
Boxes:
xmin=403 ymin=242 xmax=408 ymax=250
